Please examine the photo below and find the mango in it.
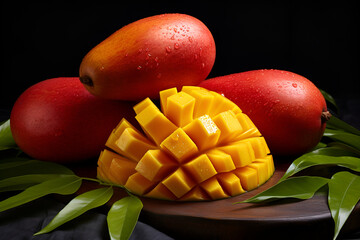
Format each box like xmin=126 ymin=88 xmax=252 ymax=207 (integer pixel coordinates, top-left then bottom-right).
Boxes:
xmin=97 ymin=86 xmax=274 ymax=201
xmin=199 ymin=69 xmax=331 ymax=156
xmin=10 ymin=77 xmax=136 ymax=163
xmin=79 ymin=14 xmax=215 ymax=101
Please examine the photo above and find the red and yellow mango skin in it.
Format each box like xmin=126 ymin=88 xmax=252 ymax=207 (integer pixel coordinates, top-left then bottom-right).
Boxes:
xmin=199 ymin=69 xmax=329 ymax=156
xmin=10 ymin=77 xmax=136 ymax=163
xmin=79 ymin=13 xmax=216 ymax=100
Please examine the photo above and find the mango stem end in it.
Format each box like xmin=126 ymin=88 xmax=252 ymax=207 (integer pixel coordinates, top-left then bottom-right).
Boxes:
xmin=79 ymin=75 xmax=94 ymax=87
xmin=321 ymin=111 xmax=332 ymax=122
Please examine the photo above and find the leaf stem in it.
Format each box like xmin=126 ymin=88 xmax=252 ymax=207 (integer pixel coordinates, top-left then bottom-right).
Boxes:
xmin=81 ymin=177 xmax=111 ymax=185
xmin=80 ymin=177 xmax=125 ymax=189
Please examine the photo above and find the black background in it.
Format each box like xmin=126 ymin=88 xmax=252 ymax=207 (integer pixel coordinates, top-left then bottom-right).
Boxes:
xmin=1 ymin=2 xmax=359 ymax=117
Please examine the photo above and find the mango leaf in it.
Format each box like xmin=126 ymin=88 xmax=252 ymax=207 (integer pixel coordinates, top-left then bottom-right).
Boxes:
xmin=320 ymin=89 xmax=339 ymax=113
xmin=324 ymin=129 xmax=360 ymax=151
xmin=241 ymin=176 xmax=329 ymax=203
xmin=328 ymin=171 xmax=360 ymax=240
xmin=0 ymin=119 xmax=17 ymax=150
xmin=107 ymin=195 xmax=143 ymax=240
xmin=35 ymin=187 xmax=114 ymax=235
xmin=0 ymin=175 xmax=81 ymax=212
xmin=0 ymin=158 xmax=74 ymax=180
xmin=0 ymin=174 xmax=65 ymax=192
xmin=313 ymin=142 xmax=327 ymax=150
xmin=326 ymin=142 xmax=360 ymax=156
xmin=326 ymin=116 xmax=360 ymax=136
xmin=280 ymin=153 xmax=360 ymax=182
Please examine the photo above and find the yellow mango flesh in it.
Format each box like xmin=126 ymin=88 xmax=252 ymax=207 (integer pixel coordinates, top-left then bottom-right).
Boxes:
xmin=97 ymin=86 xmax=274 ymax=201
xmin=160 ymin=128 xmax=198 ymax=163
xmin=183 ymin=115 xmax=220 ymax=151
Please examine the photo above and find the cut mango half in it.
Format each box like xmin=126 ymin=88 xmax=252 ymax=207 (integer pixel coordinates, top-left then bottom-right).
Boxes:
xmin=97 ymin=86 xmax=274 ymax=201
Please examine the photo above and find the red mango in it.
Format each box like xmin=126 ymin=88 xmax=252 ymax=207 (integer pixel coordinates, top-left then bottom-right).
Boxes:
xmin=10 ymin=77 xmax=136 ymax=163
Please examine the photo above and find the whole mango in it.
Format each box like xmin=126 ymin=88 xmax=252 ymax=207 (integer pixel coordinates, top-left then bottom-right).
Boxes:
xmin=79 ymin=13 xmax=216 ymax=100
xmin=10 ymin=77 xmax=135 ymax=163
xmin=199 ymin=69 xmax=331 ymax=156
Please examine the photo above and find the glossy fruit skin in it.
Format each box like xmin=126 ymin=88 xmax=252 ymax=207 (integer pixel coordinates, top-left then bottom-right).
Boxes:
xmin=10 ymin=77 xmax=135 ymax=163
xmin=199 ymin=69 xmax=328 ymax=156
xmin=79 ymin=13 xmax=216 ymax=100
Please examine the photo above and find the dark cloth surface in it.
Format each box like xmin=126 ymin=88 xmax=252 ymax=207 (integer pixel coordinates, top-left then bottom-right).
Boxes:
xmin=0 ymin=194 xmax=173 ymax=240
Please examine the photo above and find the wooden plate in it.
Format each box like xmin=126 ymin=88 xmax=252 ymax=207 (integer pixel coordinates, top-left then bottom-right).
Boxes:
xmin=74 ymin=161 xmax=360 ymax=240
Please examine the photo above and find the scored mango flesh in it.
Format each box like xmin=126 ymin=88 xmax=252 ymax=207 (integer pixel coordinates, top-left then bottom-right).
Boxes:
xmin=97 ymin=86 xmax=274 ymax=201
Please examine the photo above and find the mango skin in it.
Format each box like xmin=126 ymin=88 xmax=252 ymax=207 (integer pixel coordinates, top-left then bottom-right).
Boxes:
xmin=199 ymin=69 xmax=328 ymax=156
xmin=10 ymin=77 xmax=135 ymax=163
xmin=79 ymin=13 xmax=216 ymax=100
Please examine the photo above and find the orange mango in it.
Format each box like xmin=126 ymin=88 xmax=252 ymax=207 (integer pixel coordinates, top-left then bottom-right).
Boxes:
xmin=79 ymin=14 xmax=215 ymax=101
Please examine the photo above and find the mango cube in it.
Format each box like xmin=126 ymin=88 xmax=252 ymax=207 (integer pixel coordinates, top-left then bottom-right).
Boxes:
xmin=200 ymin=177 xmax=229 ymax=200
xmin=234 ymin=113 xmax=261 ymax=140
xmin=183 ymin=115 xmax=220 ymax=151
xmin=166 ymin=92 xmax=195 ymax=127
xmin=207 ymin=149 xmax=236 ymax=173
xmin=109 ymin=156 xmax=137 ymax=185
xmin=135 ymin=149 xmax=177 ymax=182
xmin=160 ymin=128 xmax=198 ymax=163
xmin=135 ymin=103 xmax=177 ymax=145
xmin=238 ymin=137 xmax=270 ymax=158
xmin=248 ymin=162 xmax=268 ymax=185
xmin=233 ymin=167 xmax=258 ymax=191
xmin=159 ymin=87 xmax=177 ymax=115
xmin=183 ymin=154 xmax=217 ymax=183
xmin=254 ymin=155 xmax=275 ymax=180
xmin=133 ymin=97 xmax=154 ymax=115
xmin=217 ymin=172 xmax=245 ymax=196
xmin=208 ymin=91 xmax=241 ymax=117
xmin=213 ymin=110 xmax=243 ymax=143
xmin=124 ymin=173 xmax=155 ymax=195
xmin=181 ymin=86 xmax=215 ymax=118
xmin=115 ymin=128 xmax=156 ymax=162
xmin=219 ymin=141 xmax=255 ymax=167
xmin=97 ymin=149 xmax=121 ymax=183
xmin=162 ymin=168 xmax=196 ymax=198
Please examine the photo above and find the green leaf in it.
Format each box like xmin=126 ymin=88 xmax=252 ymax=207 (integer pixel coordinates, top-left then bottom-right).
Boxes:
xmin=107 ymin=195 xmax=143 ymax=240
xmin=324 ymin=129 xmax=360 ymax=151
xmin=320 ymin=89 xmax=339 ymax=113
xmin=0 ymin=120 xmax=17 ymax=150
xmin=0 ymin=175 xmax=81 ymax=212
xmin=0 ymin=174 xmax=65 ymax=192
xmin=280 ymin=151 xmax=360 ymax=182
xmin=326 ymin=116 xmax=360 ymax=136
xmin=313 ymin=142 xmax=327 ymax=150
xmin=328 ymin=171 xmax=360 ymax=240
xmin=241 ymin=176 xmax=329 ymax=203
xmin=0 ymin=158 xmax=74 ymax=180
xmin=327 ymin=142 xmax=360 ymax=156
xmin=35 ymin=187 xmax=114 ymax=235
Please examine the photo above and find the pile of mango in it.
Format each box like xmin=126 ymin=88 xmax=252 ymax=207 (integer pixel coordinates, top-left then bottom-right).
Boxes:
xmin=10 ymin=13 xmax=328 ymax=201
